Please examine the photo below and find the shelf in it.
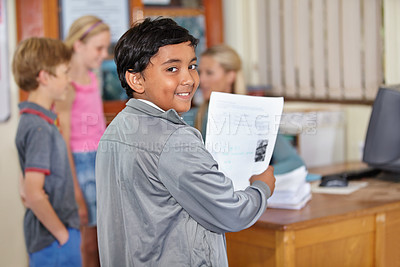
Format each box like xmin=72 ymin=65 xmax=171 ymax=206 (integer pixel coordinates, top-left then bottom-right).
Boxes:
xmin=144 ymin=7 xmax=204 ymax=17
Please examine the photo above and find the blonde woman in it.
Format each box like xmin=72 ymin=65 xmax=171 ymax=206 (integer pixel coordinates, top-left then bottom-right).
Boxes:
xmin=183 ymin=44 xmax=305 ymax=175
xmin=55 ymin=15 xmax=110 ymax=267
xmin=184 ymin=44 xmax=245 ymax=134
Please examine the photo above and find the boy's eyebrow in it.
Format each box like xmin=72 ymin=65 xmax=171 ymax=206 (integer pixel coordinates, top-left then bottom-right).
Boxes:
xmin=161 ymin=57 xmax=197 ymax=65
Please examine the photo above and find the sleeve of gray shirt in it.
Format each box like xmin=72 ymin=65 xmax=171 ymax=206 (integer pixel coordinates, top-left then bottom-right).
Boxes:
xmin=158 ymin=126 xmax=271 ymax=234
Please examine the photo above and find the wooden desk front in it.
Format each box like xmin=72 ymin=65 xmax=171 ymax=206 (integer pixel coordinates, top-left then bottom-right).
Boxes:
xmin=226 ymin=163 xmax=400 ymax=267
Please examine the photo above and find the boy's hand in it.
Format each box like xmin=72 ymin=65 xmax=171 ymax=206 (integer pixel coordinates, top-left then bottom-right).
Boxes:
xmin=250 ymin=166 xmax=276 ymax=195
xmin=57 ymin=228 xmax=70 ymax=246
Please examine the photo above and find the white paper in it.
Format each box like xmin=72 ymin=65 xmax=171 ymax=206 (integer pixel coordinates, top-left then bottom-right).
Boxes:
xmin=267 ymin=193 xmax=311 ymax=210
xmin=273 ymin=166 xmax=308 ymax=193
xmin=205 ymin=92 xmax=284 ymax=190
xmin=268 ymin=182 xmax=311 ymax=205
xmin=268 ymin=166 xmax=311 ymax=209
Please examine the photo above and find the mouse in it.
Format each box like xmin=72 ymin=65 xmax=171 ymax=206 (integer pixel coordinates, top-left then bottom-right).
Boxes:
xmin=319 ymin=174 xmax=348 ymax=187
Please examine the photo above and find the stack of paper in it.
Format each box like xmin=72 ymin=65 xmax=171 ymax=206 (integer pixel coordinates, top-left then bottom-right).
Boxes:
xmin=267 ymin=166 xmax=311 ymax=210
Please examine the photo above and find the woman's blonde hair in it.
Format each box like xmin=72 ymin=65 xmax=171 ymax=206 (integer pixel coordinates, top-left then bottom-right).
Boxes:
xmin=195 ymin=44 xmax=247 ymax=131
xmin=201 ymin=44 xmax=246 ymax=95
xmin=64 ymin=15 xmax=110 ymax=50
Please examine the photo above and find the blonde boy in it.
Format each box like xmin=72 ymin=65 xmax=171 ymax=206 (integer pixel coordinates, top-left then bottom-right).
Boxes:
xmin=13 ymin=37 xmax=81 ymax=266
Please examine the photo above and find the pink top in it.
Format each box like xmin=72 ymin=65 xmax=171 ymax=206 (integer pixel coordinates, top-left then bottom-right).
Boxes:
xmin=70 ymin=71 xmax=106 ymax=152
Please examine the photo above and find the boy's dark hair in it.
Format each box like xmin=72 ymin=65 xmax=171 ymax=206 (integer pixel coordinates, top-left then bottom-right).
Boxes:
xmin=114 ymin=17 xmax=199 ymax=98
xmin=12 ymin=37 xmax=72 ymax=92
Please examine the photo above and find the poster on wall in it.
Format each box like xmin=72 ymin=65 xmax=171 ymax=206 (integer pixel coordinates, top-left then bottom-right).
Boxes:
xmin=0 ymin=0 xmax=10 ymax=122
xmin=60 ymin=0 xmax=130 ymax=43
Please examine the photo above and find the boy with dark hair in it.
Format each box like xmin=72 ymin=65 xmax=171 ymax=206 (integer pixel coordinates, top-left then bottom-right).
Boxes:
xmin=13 ymin=37 xmax=81 ymax=266
xmin=96 ymin=17 xmax=276 ymax=266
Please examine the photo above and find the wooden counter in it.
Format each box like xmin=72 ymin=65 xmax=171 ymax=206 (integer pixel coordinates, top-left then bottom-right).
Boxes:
xmin=226 ymin=163 xmax=400 ymax=267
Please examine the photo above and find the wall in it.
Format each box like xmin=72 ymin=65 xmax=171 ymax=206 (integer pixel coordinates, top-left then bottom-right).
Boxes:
xmin=222 ymin=0 xmax=374 ymax=166
xmin=384 ymin=0 xmax=400 ymax=84
xmin=223 ymin=0 xmax=382 ymax=101
xmin=0 ymin=0 xmax=28 ymax=266
xmin=283 ymin=102 xmax=372 ymax=164
xmin=344 ymin=104 xmax=372 ymax=161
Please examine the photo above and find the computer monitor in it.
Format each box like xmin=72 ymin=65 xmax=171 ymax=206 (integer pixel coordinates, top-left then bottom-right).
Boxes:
xmin=363 ymin=85 xmax=400 ymax=181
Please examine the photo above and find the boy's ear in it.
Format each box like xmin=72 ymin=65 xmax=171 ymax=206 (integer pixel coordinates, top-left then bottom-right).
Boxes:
xmin=37 ymin=70 xmax=50 ymax=85
xmin=125 ymin=71 xmax=144 ymax=94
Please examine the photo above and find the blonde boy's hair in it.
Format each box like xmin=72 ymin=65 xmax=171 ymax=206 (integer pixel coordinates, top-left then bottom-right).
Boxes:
xmin=12 ymin=37 xmax=72 ymax=92
xmin=201 ymin=44 xmax=246 ymax=95
xmin=64 ymin=15 xmax=110 ymax=50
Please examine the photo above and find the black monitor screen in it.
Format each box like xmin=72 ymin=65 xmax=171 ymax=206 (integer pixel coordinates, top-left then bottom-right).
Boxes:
xmin=363 ymin=85 xmax=400 ymax=178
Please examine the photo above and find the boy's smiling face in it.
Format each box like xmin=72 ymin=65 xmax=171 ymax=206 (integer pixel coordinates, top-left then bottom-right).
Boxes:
xmin=127 ymin=41 xmax=199 ymax=114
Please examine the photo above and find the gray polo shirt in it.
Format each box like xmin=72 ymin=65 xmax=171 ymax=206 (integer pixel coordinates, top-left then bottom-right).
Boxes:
xmin=96 ymin=99 xmax=271 ymax=266
xmin=15 ymin=101 xmax=80 ymax=253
